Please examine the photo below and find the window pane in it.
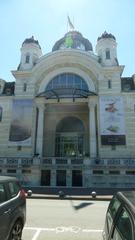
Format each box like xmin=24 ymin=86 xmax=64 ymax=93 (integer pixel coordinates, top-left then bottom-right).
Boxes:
xmin=75 ymin=75 xmax=81 ymax=88
xmin=8 ymin=181 xmax=20 ymax=198
xmin=113 ymin=210 xmax=133 ymax=240
xmin=109 ymin=197 xmax=121 ymax=219
xmin=60 ymin=74 xmax=66 ymax=87
xmin=0 ymin=184 xmax=6 ymax=203
xmin=26 ymin=55 xmax=30 ymax=63
xmin=67 ymin=74 xmax=74 ymax=87
xmin=82 ymin=81 xmax=88 ymax=90
xmin=53 ymin=77 xmax=59 ymax=89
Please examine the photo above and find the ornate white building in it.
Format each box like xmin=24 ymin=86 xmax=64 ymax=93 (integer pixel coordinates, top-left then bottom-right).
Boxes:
xmin=0 ymin=30 xmax=135 ymax=190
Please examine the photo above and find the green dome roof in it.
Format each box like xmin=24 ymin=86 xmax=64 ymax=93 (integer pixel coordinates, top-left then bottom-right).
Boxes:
xmin=52 ymin=31 xmax=93 ymax=51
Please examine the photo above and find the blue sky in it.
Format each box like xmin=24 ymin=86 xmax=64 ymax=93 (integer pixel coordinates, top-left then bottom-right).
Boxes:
xmin=0 ymin=0 xmax=135 ymax=82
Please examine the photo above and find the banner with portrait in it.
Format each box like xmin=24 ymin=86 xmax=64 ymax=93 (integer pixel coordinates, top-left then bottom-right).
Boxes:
xmin=9 ymin=99 xmax=33 ymax=145
xmin=100 ymin=96 xmax=126 ymax=145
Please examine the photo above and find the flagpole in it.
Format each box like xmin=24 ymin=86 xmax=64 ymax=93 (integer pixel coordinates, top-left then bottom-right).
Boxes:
xmin=67 ymin=14 xmax=68 ymax=32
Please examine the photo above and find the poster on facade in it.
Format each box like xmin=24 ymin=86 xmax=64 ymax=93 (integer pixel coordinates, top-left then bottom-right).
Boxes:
xmin=100 ymin=96 xmax=126 ymax=145
xmin=9 ymin=99 xmax=33 ymax=145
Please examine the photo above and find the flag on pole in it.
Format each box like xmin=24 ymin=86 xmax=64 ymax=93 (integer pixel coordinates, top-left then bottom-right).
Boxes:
xmin=67 ymin=16 xmax=74 ymax=30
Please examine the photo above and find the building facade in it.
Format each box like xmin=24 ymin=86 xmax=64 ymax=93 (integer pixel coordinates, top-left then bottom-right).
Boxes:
xmin=0 ymin=30 xmax=135 ymax=189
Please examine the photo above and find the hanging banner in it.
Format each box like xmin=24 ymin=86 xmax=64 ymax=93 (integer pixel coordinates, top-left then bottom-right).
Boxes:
xmin=9 ymin=99 xmax=33 ymax=145
xmin=100 ymin=96 xmax=126 ymax=145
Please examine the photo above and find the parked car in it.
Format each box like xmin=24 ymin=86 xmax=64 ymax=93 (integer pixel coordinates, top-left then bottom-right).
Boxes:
xmin=0 ymin=176 xmax=26 ymax=240
xmin=103 ymin=191 xmax=135 ymax=240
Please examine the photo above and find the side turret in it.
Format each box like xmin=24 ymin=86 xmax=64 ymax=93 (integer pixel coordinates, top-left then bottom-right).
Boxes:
xmin=18 ymin=36 xmax=42 ymax=70
xmin=96 ymin=31 xmax=118 ymax=66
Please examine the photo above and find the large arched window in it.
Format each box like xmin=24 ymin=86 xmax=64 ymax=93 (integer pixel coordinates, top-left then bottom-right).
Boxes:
xmin=46 ymin=73 xmax=89 ymax=91
xmin=37 ymin=73 xmax=96 ymax=100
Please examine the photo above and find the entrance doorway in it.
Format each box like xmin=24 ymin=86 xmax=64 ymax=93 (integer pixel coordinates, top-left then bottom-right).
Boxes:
xmin=41 ymin=170 xmax=51 ymax=186
xmin=56 ymin=170 xmax=66 ymax=186
xmin=55 ymin=116 xmax=84 ymax=157
xmin=72 ymin=170 xmax=82 ymax=186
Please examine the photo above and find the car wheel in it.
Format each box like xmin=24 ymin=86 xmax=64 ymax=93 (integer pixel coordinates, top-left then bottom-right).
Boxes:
xmin=8 ymin=220 xmax=23 ymax=240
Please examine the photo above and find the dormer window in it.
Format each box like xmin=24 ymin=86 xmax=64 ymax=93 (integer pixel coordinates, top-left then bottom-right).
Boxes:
xmin=106 ymin=49 xmax=110 ymax=59
xmin=25 ymin=55 xmax=30 ymax=63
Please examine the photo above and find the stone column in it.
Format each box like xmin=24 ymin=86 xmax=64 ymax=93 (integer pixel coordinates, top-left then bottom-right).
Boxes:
xmin=88 ymin=98 xmax=97 ymax=158
xmin=36 ymin=102 xmax=45 ymax=156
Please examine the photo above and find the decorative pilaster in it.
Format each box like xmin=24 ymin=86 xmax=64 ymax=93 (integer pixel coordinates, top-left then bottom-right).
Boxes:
xmin=88 ymin=97 xmax=97 ymax=158
xmin=36 ymin=102 xmax=45 ymax=156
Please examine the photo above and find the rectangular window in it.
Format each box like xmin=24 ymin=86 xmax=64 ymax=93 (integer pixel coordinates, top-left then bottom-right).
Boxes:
xmin=22 ymin=169 xmax=31 ymax=174
xmin=26 ymin=55 xmax=30 ymax=63
xmin=126 ymin=171 xmax=135 ymax=175
xmin=108 ymin=80 xmax=112 ymax=89
xmin=93 ymin=170 xmax=103 ymax=174
xmin=17 ymin=146 xmax=22 ymax=151
xmin=106 ymin=49 xmax=110 ymax=59
xmin=7 ymin=169 xmax=16 ymax=174
xmin=23 ymin=83 xmax=27 ymax=92
xmin=109 ymin=171 xmax=120 ymax=175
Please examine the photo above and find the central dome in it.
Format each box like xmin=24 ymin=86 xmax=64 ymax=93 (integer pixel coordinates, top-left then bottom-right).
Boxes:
xmin=52 ymin=31 xmax=93 ymax=52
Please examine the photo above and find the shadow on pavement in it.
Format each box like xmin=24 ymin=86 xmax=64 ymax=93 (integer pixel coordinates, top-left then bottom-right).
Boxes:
xmin=70 ymin=200 xmax=93 ymax=211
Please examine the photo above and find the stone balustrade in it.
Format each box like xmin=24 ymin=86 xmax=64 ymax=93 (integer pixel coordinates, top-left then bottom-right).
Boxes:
xmin=0 ymin=157 xmax=135 ymax=168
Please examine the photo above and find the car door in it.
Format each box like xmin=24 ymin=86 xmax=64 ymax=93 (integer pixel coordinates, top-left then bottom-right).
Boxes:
xmin=0 ymin=182 xmax=11 ymax=240
xmin=111 ymin=208 xmax=134 ymax=240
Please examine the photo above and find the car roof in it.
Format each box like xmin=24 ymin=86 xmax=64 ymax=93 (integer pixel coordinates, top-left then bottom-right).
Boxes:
xmin=0 ymin=175 xmax=17 ymax=182
xmin=117 ymin=191 xmax=135 ymax=215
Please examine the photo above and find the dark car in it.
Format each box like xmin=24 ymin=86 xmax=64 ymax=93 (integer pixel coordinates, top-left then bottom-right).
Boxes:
xmin=0 ymin=176 xmax=26 ymax=240
xmin=103 ymin=191 xmax=135 ymax=240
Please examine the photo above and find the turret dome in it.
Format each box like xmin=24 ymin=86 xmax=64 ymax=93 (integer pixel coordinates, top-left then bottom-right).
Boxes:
xmin=22 ymin=36 xmax=41 ymax=49
xmin=97 ymin=31 xmax=116 ymax=41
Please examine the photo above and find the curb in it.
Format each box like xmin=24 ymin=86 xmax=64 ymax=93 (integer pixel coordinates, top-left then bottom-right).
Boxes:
xmin=27 ymin=194 xmax=112 ymax=201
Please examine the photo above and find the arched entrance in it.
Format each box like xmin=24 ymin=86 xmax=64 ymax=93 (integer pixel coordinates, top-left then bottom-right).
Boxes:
xmin=55 ymin=116 xmax=85 ymax=157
